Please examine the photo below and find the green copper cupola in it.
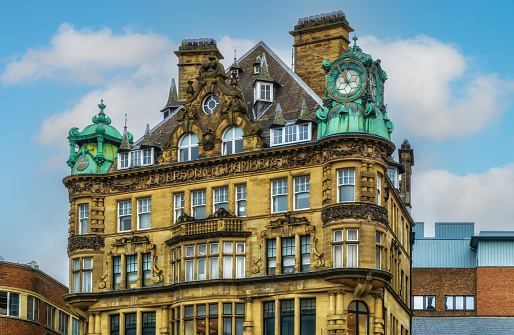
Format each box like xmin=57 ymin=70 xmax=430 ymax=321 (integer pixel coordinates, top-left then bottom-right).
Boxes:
xmin=67 ymin=100 xmax=132 ymax=174
xmin=316 ymin=35 xmax=393 ymax=140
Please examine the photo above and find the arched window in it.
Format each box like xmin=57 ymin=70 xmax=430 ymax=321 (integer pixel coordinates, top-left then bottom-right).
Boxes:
xmin=222 ymin=126 xmax=243 ymax=155
xmin=178 ymin=133 xmax=199 ymax=162
xmin=347 ymin=301 xmax=368 ymax=335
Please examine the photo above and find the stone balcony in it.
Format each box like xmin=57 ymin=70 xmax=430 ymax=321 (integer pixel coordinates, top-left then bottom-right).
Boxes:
xmin=166 ymin=208 xmax=250 ymax=245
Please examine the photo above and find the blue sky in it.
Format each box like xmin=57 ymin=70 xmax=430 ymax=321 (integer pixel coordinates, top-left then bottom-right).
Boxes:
xmin=1 ymin=0 xmax=513 ymax=284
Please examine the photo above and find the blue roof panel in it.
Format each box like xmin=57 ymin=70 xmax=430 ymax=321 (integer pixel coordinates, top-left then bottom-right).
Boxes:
xmin=412 ymin=239 xmax=475 ymax=268
xmin=435 ymin=222 xmax=474 ymax=239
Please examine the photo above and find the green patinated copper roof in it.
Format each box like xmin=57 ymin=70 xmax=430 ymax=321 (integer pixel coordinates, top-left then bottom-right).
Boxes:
xmin=72 ymin=100 xmax=123 ymax=141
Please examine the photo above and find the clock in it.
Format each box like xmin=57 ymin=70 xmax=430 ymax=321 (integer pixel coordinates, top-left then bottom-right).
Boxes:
xmin=75 ymin=156 xmax=90 ymax=171
xmin=326 ymin=58 xmax=367 ymax=103
xmin=203 ymin=94 xmax=219 ymax=115
xmin=369 ymin=63 xmax=384 ymax=108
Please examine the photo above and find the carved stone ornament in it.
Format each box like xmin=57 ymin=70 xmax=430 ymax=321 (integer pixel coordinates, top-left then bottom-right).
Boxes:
xmin=151 ymin=255 xmax=164 ymax=284
xmin=203 ymin=129 xmax=215 ymax=151
xmin=114 ymin=235 xmax=151 ymax=246
xmin=68 ymin=235 xmax=105 ymax=252
xmin=354 ymin=272 xmax=373 ymax=299
xmin=207 ymin=207 xmax=235 ymax=219
xmin=269 ymin=212 xmax=309 ymax=226
xmin=252 ymin=244 xmax=262 ymax=274
xmin=176 ymin=212 xmax=196 ymax=223
xmin=322 ymin=203 xmax=388 ymax=225
xmin=64 ymin=137 xmax=392 ymax=198
xmin=312 ymin=238 xmax=325 ymax=268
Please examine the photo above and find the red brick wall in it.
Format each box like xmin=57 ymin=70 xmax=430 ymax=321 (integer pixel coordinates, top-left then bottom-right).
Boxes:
xmin=0 ymin=262 xmax=70 ymax=335
xmin=476 ymin=267 xmax=514 ymax=316
xmin=412 ymin=268 xmax=476 ymax=316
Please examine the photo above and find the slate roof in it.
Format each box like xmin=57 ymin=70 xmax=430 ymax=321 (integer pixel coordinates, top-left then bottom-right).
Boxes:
xmin=134 ymin=41 xmax=322 ymax=147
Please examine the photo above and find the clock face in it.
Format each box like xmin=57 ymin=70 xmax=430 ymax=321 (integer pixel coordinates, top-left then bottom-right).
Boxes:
xmin=369 ymin=64 xmax=384 ymax=108
xmin=326 ymin=59 xmax=367 ymax=103
xmin=203 ymin=94 xmax=219 ymax=115
xmin=75 ymin=156 xmax=90 ymax=171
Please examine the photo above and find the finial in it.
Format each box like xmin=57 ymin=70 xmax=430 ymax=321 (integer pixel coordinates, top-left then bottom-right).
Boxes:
xmin=352 ymin=35 xmax=358 ymax=47
xmin=98 ymin=99 xmax=106 ymax=115
xmin=234 ymin=50 xmax=237 ymax=63
xmin=124 ymin=114 xmax=127 ymax=131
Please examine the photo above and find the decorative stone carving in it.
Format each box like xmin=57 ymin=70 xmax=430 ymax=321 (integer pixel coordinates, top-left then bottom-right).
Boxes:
xmin=354 ymin=272 xmax=373 ymax=299
xmin=68 ymin=235 xmax=105 ymax=252
xmin=207 ymin=207 xmax=234 ymax=219
xmin=321 ymin=203 xmax=388 ymax=225
xmin=64 ymin=137 xmax=392 ymax=198
xmin=203 ymin=129 xmax=215 ymax=151
xmin=252 ymin=244 xmax=262 ymax=274
xmin=151 ymin=255 xmax=164 ymax=284
xmin=313 ymin=238 xmax=325 ymax=268
xmin=176 ymin=212 xmax=196 ymax=223
xmin=269 ymin=212 xmax=309 ymax=226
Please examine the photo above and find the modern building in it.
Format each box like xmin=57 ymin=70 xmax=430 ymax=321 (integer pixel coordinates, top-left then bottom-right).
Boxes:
xmin=0 ymin=260 xmax=81 ymax=335
xmin=411 ymin=222 xmax=514 ymax=334
xmin=63 ymin=11 xmax=415 ymax=335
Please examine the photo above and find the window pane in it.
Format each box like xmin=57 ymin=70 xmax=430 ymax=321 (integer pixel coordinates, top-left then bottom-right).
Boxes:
xmin=198 ymin=259 xmax=207 ymax=280
xmin=82 ymin=271 xmax=92 ymax=292
xmin=426 ymin=296 xmax=436 ymax=310
xmin=210 ymin=243 xmax=219 ymax=255
xmin=281 ymin=300 xmax=294 ymax=335
xmin=466 ymin=296 xmax=474 ymax=310
xmin=210 ymin=257 xmax=219 ymax=279
xmin=445 ymin=296 xmax=453 ymax=310
xmin=413 ymin=296 xmax=423 ymax=310
xmin=333 ymin=245 xmax=343 ymax=268
xmin=334 ymin=230 xmax=343 ymax=242
xmin=210 ymin=304 xmax=219 ymax=316
xmin=347 ymin=229 xmax=358 ymax=241
xmin=346 ymin=244 xmax=358 ymax=267
xmin=224 ymin=242 xmax=233 ymax=254
xmin=455 ymin=296 xmax=464 ymax=310
xmin=223 ymin=256 xmax=233 ymax=278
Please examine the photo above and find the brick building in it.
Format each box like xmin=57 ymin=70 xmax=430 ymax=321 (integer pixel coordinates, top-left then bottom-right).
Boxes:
xmin=411 ymin=222 xmax=514 ymax=334
xmin=0 ymin=260 xmax=81 ymax=335
xmin=63 ymin=11 xmax=415 ymax=335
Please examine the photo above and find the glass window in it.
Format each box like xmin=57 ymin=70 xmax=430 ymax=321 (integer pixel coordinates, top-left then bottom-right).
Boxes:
xmin=59 ymin=311 xmax=69 ymax=335
xmin=125 ymin=313 xmax=137 ymax=335
xmin=174 ymin=193 xmax=185 ymax=223
xmin=426 ymin=296 xmax=435 ymax=310
xmin=236 ymin=185 xmax=247 ymax=217
xmin=270 ymin=124 xmax=311 ymax=146
xmin=192 ymin=190 xmax=206 ymax=219
xmin=338 ymin=168 xmax=355 ymax=202
xmin=72 ymin=318 xmax=81 ymax=335
xmin=45 ymin=304 xmax=56 ymax=329
xmin=377 ymin=174 xmax=382 ymax=206
xmin=138 ymin=198 xmax=151 ymax=230
xmin=273 ymin=128 xmax=283 ymax=145
xmin=346 ymin=244 xmax=358 ymax=267
xmin=347 ymin=301 xmax=368 ymax=335
xmin=126 ymin=255 xmax=137 ymax=288
xmin=113 ymin=256 xmax=121 ymax=290
xmin=143 ymin=253 xmax=151 ymax=287
xmin=179 ymin=133 xmax=199 ymax=162
xmin=0 ymin=291 xmax=19 ymax=317
xmin=118 ymin=201 xmax=132 ymax=232
xmin=272 ymin=179 xmax=288 ymax=213
xmin=376 ymin=232 xmax=383 ymax=270
xmin=260 ymin=83 xmax=271 ymax=100
xmin=79 ymin=203 xmax=89 ymax=235
xmin=466 ymin=296 xmax=474 ymax=310
xmin=298 ymin=124 xmax=309 ymax=141
xmin=142 ymin=312 xmax=156 ymax=335
xmin=282 ymin=238 xmax=295 ymax=274
xmin=142 ymin=148 xmax=153 ymax=165
xmin=214 ymin=187 xmax=229 ymax=212
xmin=120 ymin=152 xmax=129 ymax=169
xmin=413 ymin=296 xmax=424 ymax=310
xmin=300 ymin=299 xmax=316 ymax=335
xmin=198 ymin=259 xmax=207 ymax=280
xmin=267 ymin=239 xmax=276 ymax=275
xmin=131 ymin=150 xmax=141 ymax=166
xmin=281 ymin=300 xmax=294 ymax=335
xmin=27 ymin=296 xmax=39 ymax=321
xmin=285 ymin=126 xmax=296 ymax=143
xmin=294 ymin=176 xmax=310 ymax=210
xmin=223 ymin=126 xmax=244 ymax=155
xmin=263 ymin=301 xmax=275 ymax=335
xmin=301 ymin=236 xmax=310 ymax=272
xmin=110 ymin=314 xmax=120 ymax=335
xmin=347 ymin=229 xmax=358 ymax=241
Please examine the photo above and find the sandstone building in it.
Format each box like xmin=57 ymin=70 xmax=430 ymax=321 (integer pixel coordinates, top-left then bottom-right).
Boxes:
xmin=63 ymin=11 xmax=414 ymax=335
xmin=0 ymin=260 xmax=81 ymax=335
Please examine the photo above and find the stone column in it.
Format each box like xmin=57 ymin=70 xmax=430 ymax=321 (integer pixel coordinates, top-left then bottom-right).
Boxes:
xmin=160 ymin=305 xmax=170 ymax=335
xmin=294 ymin=234 xmax=301 ymax=273
xmin=243 ymin=298 xmax=254 ymax=335
xmin=87 ymin=312 xmax=95 ymax=334
xmin=94 ymin=312 xmax=101 ymax=335
xmin=294 ymin=296 xmax=300 ymax=335
xmin=121 ymin=254 xmax=126 ymax=289
xmin=373 ymin=293 xmax=385 ymax=335
xmin=137 ymin=252 xmax=143 ymax=287
xmin=137 ymin=310 xmax=142 ymax=335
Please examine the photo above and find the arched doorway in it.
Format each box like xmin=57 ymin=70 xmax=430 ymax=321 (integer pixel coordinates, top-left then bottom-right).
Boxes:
xmin=347 ymin=301 xmax=368 ymax=335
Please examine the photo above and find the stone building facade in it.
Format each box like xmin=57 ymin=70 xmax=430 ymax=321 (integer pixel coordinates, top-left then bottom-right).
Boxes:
xmin=0 ymin=261 xmax=81 ymax=335
xmin=63 ymin=11 xmax=414 ymax=335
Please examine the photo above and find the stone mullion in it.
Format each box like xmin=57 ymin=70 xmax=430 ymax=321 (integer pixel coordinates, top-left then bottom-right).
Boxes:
xmin=69 ymin=199 xmax=76 ymax=236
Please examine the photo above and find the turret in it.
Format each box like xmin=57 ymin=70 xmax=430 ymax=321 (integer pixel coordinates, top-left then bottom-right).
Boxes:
xmin=398 ymin=139 xmax=414 ymax=208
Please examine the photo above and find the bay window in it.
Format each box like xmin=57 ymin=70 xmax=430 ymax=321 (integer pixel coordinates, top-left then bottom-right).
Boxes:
xmin=78 ymin=203 xmax=89 ymax=235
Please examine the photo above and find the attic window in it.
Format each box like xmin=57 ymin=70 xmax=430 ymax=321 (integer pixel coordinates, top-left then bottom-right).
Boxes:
xmin=270 ymin=123 xmax=311 ymax=147
xmin=254 ymin=64 xmax=260 ymax=74
xmin=118 ymin=148 xmax=154 ymax=170
xmin=254 ymin=82 xmax=273 ymax=103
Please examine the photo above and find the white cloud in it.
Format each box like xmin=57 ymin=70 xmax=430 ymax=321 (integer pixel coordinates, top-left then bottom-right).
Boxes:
xmin=217 ymin=36 xmax=257 ymax=68
xmin=359 ymin=35 xmax=513 ymax=140
xmin=1 ymin=23 xmax=174 ymax=85
xmin=412 ymin=163 xmax=514 ymax=236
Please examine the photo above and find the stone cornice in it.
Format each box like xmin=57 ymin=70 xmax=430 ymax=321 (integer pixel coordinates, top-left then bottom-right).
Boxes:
xmin=63 ymin=134 xmax=394 ymax=199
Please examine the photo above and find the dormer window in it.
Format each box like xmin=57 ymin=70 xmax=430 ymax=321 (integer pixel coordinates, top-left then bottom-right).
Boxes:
xmin=254 ymin=64 xmax=260 ymax=74
xmin=387 ymin=167 xmax=400 ymax=190
xmin=270 ymin=122 xmax=311 ymax=147
xmin=118 ymin=148 xmax=155 ymax=170
xmin=222 ymin=127 xmax=244 ymax=155
xmin=179 ymin=133 xmax=199 ymax=162
xmin=254 ymin=82 xmax=273 ymax=103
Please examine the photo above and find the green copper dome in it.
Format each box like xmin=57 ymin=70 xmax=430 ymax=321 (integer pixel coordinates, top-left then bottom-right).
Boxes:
xmin=66 ymin=100 xmax=132 ymax=175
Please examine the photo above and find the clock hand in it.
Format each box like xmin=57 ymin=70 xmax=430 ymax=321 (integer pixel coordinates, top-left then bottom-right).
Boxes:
xmin=336 ymin=64 xmax=348 ymax=83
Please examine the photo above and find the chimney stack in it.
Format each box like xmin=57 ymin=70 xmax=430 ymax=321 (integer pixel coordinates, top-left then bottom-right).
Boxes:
xmin=399 ymin=139 xmax=414 ymax=208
